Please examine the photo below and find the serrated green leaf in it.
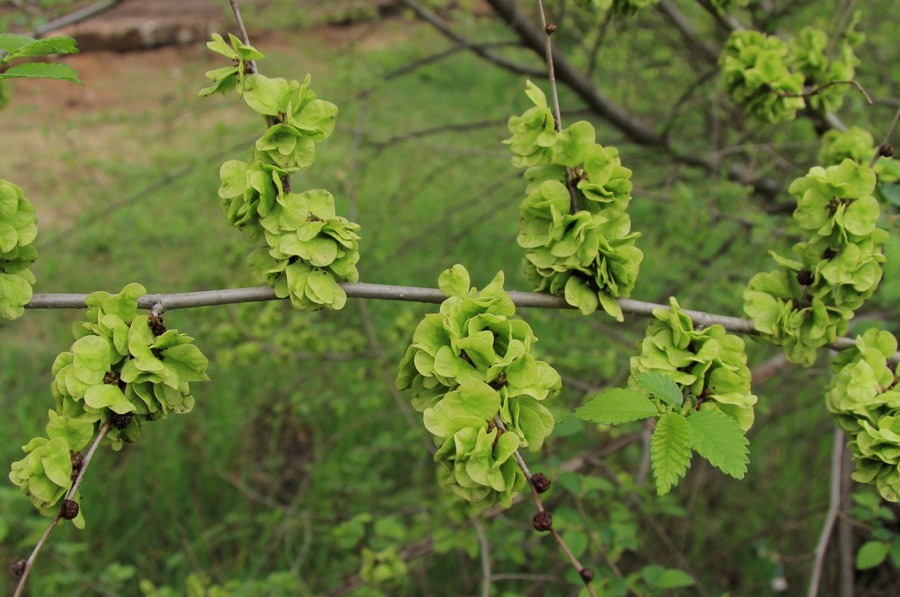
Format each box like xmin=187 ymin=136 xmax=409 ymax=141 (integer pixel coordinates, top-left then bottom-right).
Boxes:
xmin=687 ymin=409 xmax=749 ymax=478
xmin=0 ymin=33 xmax=33 ymax=55
xmin=856 ymin=541 xmax=889 ymax=569
xmin=0 ymin=62 xmax=81 ymax=84
xmin=575 ymin=388 xmax=658 ymax=424
xmin=635 ymin=371 xmax=684 ymax=407
xmin=651 ymin=414 xmax=692 ymax=495
xmin=2 ymin=35 xmax=78 ymax=58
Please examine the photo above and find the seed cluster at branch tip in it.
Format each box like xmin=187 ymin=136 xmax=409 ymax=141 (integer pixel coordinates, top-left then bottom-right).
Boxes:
xmin=396 ymin=265 xmax=561 ymax=508
xmin=506 ymin=81 xmax=643 ymax=320
xmin=532 ymin=511 xmax=553 ymax=532
xmin=720 ymin=22 xmax=863 ymax=122
xmin=8 ymin=283 xmax=210 ymax=528
xmin=200 ymin=33 xmax=360 ymax=313
xmin=531 ymin=472 xmax=551 ymax=493
xmin=744 ymin=154 xmax=889 ymax=366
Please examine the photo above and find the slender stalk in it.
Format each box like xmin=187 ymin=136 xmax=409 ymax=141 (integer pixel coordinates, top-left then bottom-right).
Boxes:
xmin=13 ymin=422 xmax=111 ymax=597
xmin=869 ymin=106 xmax=900 ymax=168
xmin=807 ymin=427 xmax=845 ymax=597
xmin=228 ymin=0 xmax=289 ymax=190
xmin=494 ymin=417 xmax=598 ymax=596
xmin=474 ymin=520 xmax=492 ymax=597
xmin=25 ymin=283 xmax=897 ymax=361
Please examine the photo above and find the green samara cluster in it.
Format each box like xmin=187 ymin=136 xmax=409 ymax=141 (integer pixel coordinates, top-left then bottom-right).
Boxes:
xmin=200 ymin=34 xmax=360 ymax=311
xmin=506 ymin=81 xmax=642 ymax=321
xmin=744 ymin=156 xmax=887 ymax=366
xmin=826 ymin=329 xmax=900 ymax=502
xmin=720 ymin=19 xmax=862 ymax=123
xmin=0 ymin=180 xmax=38 ymax=320
xmin=9 ymin=284 xmax=209 ymax=525
xmin=632 ymin=298 xmax=758 ymax=431
xmin=577 ymin=298 xmax=754 ymax=495
xmin=396 ymin=265 xmax=561 ymax=507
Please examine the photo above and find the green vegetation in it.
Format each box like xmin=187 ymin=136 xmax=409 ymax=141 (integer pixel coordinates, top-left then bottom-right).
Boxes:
xmin=1 ymin=1 xmax=899 ymax=595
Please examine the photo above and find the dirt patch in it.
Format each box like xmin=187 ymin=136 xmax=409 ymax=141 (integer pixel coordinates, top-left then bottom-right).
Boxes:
xmin=47 ymin=0 xmax=225 ymax=52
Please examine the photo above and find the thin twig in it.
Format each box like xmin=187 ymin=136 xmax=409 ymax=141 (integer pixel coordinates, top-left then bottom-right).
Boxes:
xmin=228 ymin=0 xmax=288 ymax=190
xmin=534 ymin=0 xmax=580 ymax=212
xmin=30 ymin=0 xmax=126 ymax=38
xmin=473 ymin=520 xmax=492 ymax=597
xmin=13 ymin=422 xmax=111 ymax=597
xmin=493 ymin=417 xmax=598 ymax=597
xmin=807 ymin=427 xmax=845 ymax=597
xmin=778 ymin=80 xmax=873 ymax=105
xmin=399 ymin=0 xmax=544 ymax=77
xmin=869 ymin=106 xmax=900 ymax=168
xmin=24 ymin=283 xmax=897 ymax=361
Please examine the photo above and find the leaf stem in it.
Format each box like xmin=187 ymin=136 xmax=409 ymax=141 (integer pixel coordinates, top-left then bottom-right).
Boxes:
xmin=13 ymin=422 xmax=111 ymax=597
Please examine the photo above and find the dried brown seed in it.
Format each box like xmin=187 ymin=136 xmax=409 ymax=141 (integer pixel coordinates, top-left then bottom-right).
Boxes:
xmin=532 ymin=511 xmax=553 ymax=532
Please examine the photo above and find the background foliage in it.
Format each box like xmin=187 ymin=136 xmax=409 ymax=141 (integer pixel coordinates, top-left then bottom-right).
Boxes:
xmin=1 ymin=0 xmax=899 ymax=595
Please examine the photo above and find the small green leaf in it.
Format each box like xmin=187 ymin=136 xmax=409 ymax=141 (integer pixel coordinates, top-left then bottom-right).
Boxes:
xmin=641 ymin=565 xmax=695 ymax=588
xmin=0 ymin=272 xmax=32 ymax=320
xmin=0 ymin=33 xmax=33 ymax=55
xmin=651 ymin=414 xmax=692 ymax=495
xmin=2 ymin=35 xmax=78 ymax=58
xmin=635 ymin=372 xmax=684 ymax=407
xmin=856 ymin=541 xmax=890 ymax=569
xmin=438 ymin=264 xmax=471 ymax=298
xmin=0 ymin=62 xmax=82 ymax=84
xmin=84 ymin=384 xmax=135 ymax=415
xmin=687 ymin=409 xmax=749 ymax=478
xmin=575 ymin=388 xmax=657 ymax=424
xmin=564 ymin=276 xmax=599 ymax=315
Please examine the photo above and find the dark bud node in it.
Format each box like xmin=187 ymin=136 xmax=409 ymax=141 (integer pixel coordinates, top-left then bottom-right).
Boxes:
xmin=148 ymin=313 xmax=167 ymax=336
xmin=103 ymin=370 xmax=121 ymax=386
xmin=580 ymin=568 xmax=595 ymax=583
xmin=532 ymin=511 xmax=553 ymax=532
xmin=12 ymin=559 xmax=26 ymax=576
xmin=60 ymin=499 xmax=79 ymax=520
xmin=111 ymin=413 xmax=132 ymax=429
xmin=531 ymin=473 xmax=551 ymax=493
xmin=545 ymin=23 xmax=558 ymax=35
xmin=879 ymin=144 xmax=894 ymax=158
xmin=797 ymin=270 xmax=813 ymax=286
xmin=71 ymin=451 xmax=84 ymax=471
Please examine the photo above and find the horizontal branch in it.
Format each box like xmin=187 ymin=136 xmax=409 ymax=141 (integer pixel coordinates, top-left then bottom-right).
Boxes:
xmin=24 ymin=282 xmax=894 ymax=360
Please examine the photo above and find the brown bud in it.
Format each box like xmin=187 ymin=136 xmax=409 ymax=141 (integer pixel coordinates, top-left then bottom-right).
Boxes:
xmin=532 ymin=511 xmax=553 ymax=532
xmin=797 ymin=269 xmax=812 ymax=286
xmin=580 ymin=568 xmax=595 ymax=583
xmin=12 ymin=559 xmax=26 ymax=576
xmin=878 ymin=144 xmax=894 ymax=158
xmin=60 ymin=499 xmax=79 ymax=520
xmin=545 ymin=23 xmax=558 ymax=35
xmin=110 ymin=413 xmax=132 ymax=429
xmin=148 ymin=313 xmax=167 ymax=336
xmin=531 ymin=473 xmax=551 ymax=493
